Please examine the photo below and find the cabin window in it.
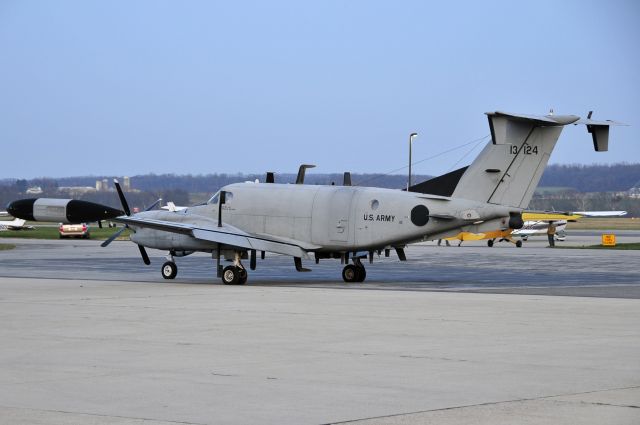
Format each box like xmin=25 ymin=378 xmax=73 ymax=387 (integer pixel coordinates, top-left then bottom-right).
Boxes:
xmin=370 ymin=199 xmax=379 ymax=210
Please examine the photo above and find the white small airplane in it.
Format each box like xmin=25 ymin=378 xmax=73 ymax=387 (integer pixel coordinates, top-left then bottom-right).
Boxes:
xmin=161 ymin=202 xmax=188 ymax=212
xmin=0 ymin=217 xmax=34 ymax=231
xmin=573 ymin=211 xmax=628 ymax=217
xmin=513 ymin=210 xmax=627 ymax=241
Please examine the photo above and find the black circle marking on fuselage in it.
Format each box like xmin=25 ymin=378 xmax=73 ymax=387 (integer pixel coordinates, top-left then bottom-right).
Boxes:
xmin=410 ymin=205 xmax=429 ymax=226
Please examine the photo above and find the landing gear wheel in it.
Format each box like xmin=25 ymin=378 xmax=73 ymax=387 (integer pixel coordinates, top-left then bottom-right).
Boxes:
xmin=342 ymin=264 xmax=358 ymax=283
xmin=355 ymin=265 xmax=366 ymax=282
xmin=487 ymin=239 xmax=494 ymax=247
xmin=238 ymin=268 xmax=248 ymax=285
xmin=516 ymin=240 xmax=523 ymax=248
xmin=161 ymin=261 xmax=178 ymax=279
xmin=222 ymin=266 xmax=246 ymax=285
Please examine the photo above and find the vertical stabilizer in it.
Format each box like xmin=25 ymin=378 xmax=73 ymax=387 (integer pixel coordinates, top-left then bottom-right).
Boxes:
xmin=409 ymin=111 xmax=622 ymax=209
xmin=450 ymin=112 xmax=579 ymax=209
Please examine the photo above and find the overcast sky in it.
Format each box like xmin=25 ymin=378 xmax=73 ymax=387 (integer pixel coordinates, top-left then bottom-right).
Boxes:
xmin=1 ymin=0 xmax=638 ymax=179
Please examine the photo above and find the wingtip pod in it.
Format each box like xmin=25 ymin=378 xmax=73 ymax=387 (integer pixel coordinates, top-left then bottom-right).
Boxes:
xmin=574 ymin=111 xmax=627 ymax=152
xmin=588 ymin=124 xmax=610 ymax=152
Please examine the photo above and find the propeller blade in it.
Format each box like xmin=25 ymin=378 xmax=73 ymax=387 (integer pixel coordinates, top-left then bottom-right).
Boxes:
xmin=100 ymin=227 xmax=127 ymax=248
xmin=144 ymin=198 xmax=163 ymax=212
xmin=138 ymin=244 xmax=151 ymax=265
xmin=113 ymin=179 xmax=131 ymax=216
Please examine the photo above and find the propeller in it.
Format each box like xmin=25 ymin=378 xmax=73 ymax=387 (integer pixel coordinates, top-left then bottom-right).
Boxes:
xmin=138 ymin=244 xmax=151 ymax=265
xmin=100 ymin=226 xmax=127 ymax=247
xmin=100 ymin=179 xmax=157 ymax=265
xmin=114 ymin=179 xmax=131 ymax=216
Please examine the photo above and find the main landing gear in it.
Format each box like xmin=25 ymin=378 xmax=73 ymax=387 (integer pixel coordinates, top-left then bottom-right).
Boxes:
xmin=487 ymin=238 xmax=522 ymax=248
xmin=220 ymin=251 xmax=248 ymax=285
xmin=342 ymin=259 xmax=366 ymax=283
xmin=221 ymin=265 xmax=247 ymax=285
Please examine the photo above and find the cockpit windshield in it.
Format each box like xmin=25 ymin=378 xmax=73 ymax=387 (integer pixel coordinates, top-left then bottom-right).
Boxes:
xmin=207 ymin=191 xmax=220 ymax=205
xmin=207 ymin=190 xmax=233 ymax=204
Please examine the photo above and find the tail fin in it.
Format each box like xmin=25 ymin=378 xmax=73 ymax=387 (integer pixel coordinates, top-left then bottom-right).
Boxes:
xmin=411 ymin=111 xmax=621 ymax=209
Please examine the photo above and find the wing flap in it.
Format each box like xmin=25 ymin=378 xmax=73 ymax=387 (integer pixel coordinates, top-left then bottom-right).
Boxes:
xmin=192 ymin=229 xmax=310 ymax=259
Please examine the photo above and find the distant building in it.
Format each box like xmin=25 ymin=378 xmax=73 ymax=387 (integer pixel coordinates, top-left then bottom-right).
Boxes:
xmin=629 ymin=186 xmax=640 ymax=199
xmin=102 ymin=179 xmax=109 ymax=191
xmin=58 ymin=186 xmax=96 ymax=196
xmin=95 ymin=180 xmax=103 ymax=191
xmin=26 ymin=186 xmax=43 ymax=195
xmin=123 ymin=176 xmax=131 ymax=191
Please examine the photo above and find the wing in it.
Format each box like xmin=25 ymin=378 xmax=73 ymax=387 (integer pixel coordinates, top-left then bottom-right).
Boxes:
xmin=114 ymin=216 xmax=314 ymax=259
xmin=573 ymin=211 xmax=627 ymax=217
xmin=523 ymin=211 xmax=582 ymax=221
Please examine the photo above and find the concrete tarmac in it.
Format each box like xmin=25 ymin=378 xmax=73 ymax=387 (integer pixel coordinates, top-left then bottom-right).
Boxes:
xmin=0 ymin=233 xmax=639 ymax=424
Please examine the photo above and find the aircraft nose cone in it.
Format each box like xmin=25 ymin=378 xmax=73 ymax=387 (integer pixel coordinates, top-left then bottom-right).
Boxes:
xmin=6 ymin=198 xmax=36 ymax=220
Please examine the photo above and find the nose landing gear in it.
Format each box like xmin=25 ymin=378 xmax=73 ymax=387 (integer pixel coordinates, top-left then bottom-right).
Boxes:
xmin=161 ymin=261 xmax=178 ymax=279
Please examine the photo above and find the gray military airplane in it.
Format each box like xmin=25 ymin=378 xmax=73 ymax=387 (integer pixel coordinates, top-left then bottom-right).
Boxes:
xmin=7 ymin=111 xmax=620 ymax=284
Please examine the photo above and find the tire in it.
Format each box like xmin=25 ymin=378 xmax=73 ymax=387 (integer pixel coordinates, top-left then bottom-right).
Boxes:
xmin=238 ymin=268 xmax=248 ymax=285
xmin=342 ymin=264 xmax=358 ymax=283
xmin=222 ymin=265 xmax=240 ymax=285
xmin=487 ymin=239 xmax=494 ymax=247
xmin=355 ymin=265 xmax=367 ymax=282
xmin=516 ymin=240 xmax=523 ymax=248
xmin=161 ymin=261 xmax=178 ymax=279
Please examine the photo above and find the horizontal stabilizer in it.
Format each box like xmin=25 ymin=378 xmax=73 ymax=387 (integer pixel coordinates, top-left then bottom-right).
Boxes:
xmin=491 ymin=111 xmax=580 ymax=127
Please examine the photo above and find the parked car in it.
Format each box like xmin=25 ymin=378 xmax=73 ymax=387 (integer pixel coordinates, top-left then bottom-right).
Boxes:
xmin=59 ymin=223 xmax=90 ymax=239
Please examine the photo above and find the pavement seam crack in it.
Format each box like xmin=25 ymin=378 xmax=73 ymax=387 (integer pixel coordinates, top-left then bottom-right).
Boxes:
xmin=0 ymin=404 xmax=208 ymax=425
xmin=577 ymin=401 xmax=640 ymax=409
xmin=326 ymin=385 xmax=640 ymax=424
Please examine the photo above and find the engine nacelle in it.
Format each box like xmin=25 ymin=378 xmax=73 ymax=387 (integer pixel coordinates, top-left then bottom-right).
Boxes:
xmin=508 ymin=212 xmax=524 ymax=229
xmin=7 ymin=198 xmax=123 ymax=224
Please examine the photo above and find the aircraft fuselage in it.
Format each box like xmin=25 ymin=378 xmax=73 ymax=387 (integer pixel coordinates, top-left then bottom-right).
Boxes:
xmin=130 ymin=182 xmax=515 ymax=253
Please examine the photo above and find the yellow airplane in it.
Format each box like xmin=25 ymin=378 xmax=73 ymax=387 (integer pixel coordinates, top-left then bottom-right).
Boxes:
xmin=445 ymin=211 xmax=584 ymax=247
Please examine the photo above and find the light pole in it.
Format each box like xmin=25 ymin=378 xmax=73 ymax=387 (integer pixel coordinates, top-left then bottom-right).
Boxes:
xmin=408 ymin=132 xmax=418 ymax=190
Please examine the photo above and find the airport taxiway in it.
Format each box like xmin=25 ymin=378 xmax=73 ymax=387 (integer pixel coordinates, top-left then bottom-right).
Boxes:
xmin=0 ymin=232 xmax=639 ymax=298
xmin=0 ymin=234 xmax=639 ymax=424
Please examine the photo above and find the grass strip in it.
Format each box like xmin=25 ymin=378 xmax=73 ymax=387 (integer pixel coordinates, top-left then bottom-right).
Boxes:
xmin=560 ymin=243 xmax=640 ymax=250
xmin=0 ymin=227 xmax=130 ymax=240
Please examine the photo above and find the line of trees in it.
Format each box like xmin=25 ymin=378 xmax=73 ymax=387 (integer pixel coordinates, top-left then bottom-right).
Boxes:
xmin=2 ymin=164 xmax=639 ymax=216
xmin=539 ymin=163 xmax=640 ymax=192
